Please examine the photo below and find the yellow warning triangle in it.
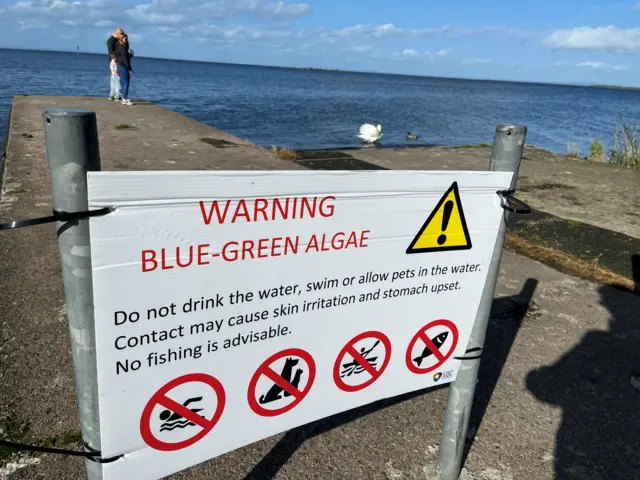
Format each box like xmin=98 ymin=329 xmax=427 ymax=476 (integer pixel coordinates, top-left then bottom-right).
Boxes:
xmin=406 ymin=181 xmax=472 ymax=254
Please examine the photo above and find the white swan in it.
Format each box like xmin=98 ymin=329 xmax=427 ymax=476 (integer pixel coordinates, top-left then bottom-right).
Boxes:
xmin=358 ymin=123 xmax=383 ymax=143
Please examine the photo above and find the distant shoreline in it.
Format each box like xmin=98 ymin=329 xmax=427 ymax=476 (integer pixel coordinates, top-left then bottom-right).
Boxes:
xmin=1 ymin=47 xmax=639 ymax=91
xmin=588 ymin=84 xmax=640 ymax=92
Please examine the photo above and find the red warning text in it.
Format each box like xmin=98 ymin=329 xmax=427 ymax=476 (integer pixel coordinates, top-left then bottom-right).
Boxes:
xmin=199 ymin=196 xmax=336 ymax=225
xmin=141 ymin=230 xmax=370 ymax=272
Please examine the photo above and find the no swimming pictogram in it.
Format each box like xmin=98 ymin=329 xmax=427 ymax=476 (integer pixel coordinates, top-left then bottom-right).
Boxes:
xmin=333 ymin=331 xmax=391 ymax=392
xmin=247 ymin=348 xmax=316 ymax=417
xmin=140 ymin=373 xmax=226 ymax=452
xmin=405 ymin=320 xmax=459 ymax=374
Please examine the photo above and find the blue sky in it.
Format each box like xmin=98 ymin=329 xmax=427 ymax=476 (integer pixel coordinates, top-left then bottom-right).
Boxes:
xmin=1 ymin=0 xmax=640 ymax=85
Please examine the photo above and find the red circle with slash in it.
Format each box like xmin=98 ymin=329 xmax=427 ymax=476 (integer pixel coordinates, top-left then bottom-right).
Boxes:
xmin=333 ymin=331 xmax=392 ymax=392
xmin=247 ymin=348 xmax=316 ymax=417
xmin=405 ymin=319 xmax=459 ymax=374
xmin=140 ymin=373 xmax=226 ymax=451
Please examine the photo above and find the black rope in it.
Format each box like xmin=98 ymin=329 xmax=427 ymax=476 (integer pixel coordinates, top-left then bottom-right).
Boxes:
xmin=0 ymin=440 xmax=122 ymax=463
xmin=454 ymin=347 xmax=483 ymax=361
xmin=0 ymin=207 xmax=113 ymax=231
xmin=497 ymin=189 xmax=531 ymax=215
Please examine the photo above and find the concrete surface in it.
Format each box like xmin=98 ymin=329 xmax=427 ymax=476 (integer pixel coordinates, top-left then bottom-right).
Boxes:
xmin=4 ymin=251 xmax=638 ymax=480
xmin=1 ymin=96 xmax=639 ymax=480
xmin=333 ymin=145 xmax=640 ymax=239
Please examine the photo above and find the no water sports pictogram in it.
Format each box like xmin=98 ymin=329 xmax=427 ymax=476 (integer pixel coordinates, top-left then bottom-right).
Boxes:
xmin=405 ymin=319 xmax=459 ymax=374
xmin=140 ymin=373 xmax=226 ymax=452
xmin=247 ymin=348 xmax=316 ymax=417
xmin=333 ymin=331 xmax=391 ymax=392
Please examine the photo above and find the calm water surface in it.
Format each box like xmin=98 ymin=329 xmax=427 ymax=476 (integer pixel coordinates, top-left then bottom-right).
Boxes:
xmin=2 ymin=48 xmax=640 ymax=155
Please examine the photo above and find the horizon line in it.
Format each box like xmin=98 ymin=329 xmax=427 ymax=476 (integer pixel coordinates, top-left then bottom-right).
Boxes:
xmin=0 ymin=46 xmax=637 ymax=91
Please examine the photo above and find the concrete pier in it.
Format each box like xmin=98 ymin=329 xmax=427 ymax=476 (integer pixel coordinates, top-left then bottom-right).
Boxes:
xmin=1 ymin=96 xmax=638 ymax=480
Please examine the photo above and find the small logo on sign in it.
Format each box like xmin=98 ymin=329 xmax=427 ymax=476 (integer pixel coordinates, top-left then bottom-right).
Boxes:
xmin=433 ymin=372 xmax=443 ymax=382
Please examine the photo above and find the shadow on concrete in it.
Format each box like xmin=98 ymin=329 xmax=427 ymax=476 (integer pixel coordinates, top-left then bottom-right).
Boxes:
xmin=461 ymin=278 xmax=539 ymax=465
xmin=244 ymin=279 xmax=539 ymax=480
xmin=526 ymin=273 xmax=640 ymax=478
xmin=244 ymin=384 xmax=448 ymax=480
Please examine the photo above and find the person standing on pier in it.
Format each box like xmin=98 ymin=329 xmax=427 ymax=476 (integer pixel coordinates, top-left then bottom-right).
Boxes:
xmin=115 ymin=31 xmax=134 ymax=106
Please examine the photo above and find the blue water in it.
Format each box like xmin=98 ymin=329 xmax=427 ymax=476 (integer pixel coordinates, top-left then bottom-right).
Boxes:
xmin=2 ymin=48 xmax=640 ymax=155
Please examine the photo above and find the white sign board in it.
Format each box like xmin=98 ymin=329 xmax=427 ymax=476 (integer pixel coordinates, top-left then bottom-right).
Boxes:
xmin=87 ymin=170 xmax=512 ymax=479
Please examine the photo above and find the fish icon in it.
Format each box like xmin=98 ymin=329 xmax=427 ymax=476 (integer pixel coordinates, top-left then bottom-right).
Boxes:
xmin=413 ymin=332 xmax=449 ymax=366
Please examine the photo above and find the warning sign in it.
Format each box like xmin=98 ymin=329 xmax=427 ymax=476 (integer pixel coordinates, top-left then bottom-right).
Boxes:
xmin=405 ymin=320 xmax=459 ymax=374
xmin=88 ymin=170 xmax=513 ymax=479
xmin=140 ymin=373 xmax=225 ymax=452
xmin=406 ymin=181 xmax=472 ymax=254
xmin=248 ymin=348 xmax=316 ymax=417
xmin=333 ymin=331 xmax=391 ymax=392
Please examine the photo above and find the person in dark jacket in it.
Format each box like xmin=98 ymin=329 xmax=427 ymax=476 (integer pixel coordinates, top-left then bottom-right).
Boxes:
xmin=115 ymin=31 xmax=134 ymax=106
xmin=106 ymin=28 xmax=124 ymax=99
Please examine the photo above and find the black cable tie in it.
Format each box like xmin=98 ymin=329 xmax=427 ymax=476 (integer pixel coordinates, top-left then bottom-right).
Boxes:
xmin=454 ymin=347 xmax=483 ymax=361
xmin=0 ymin=440 xmax=123 ymax=464
xmin=0 ymin=207 xmax=114 ymax=231
xmin=497 ymin=189 xmax=531 ymax=215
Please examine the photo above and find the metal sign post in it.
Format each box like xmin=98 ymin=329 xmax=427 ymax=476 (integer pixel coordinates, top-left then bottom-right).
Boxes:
xmin=436 ymin=124 xmax=527 ymax=480
xmin=43 ymin=109 xmax=104 ymax=480
xmin=0 ymin=109 xmax=528 ymax=480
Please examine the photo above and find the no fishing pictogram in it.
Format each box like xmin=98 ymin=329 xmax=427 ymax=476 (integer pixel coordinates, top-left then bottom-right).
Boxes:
xmin=333 ymin=331 xmax=391 ymax=392
xmin=247 ymin=348 xmax=316 ymax=417
xmin=405 ymin=320 xmax=459 ymax=374
xmin=140 ymin=373 xmax=226 ymax=452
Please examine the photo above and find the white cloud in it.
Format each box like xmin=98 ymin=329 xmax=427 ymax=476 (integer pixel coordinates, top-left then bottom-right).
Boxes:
xmin=542 ymin=26 xmax=640 ymax=53
xmin=348 ymin=45 xmax=373 ymax=53
xmin=7 ymin=0 xmax=115 ymax=18
xmin=127 ymin=0 xmax=312 ymax=24
xmin=577 ymin=61 xmax=606 ymax=68
xmin=634 ymin=1 xmax=640 ymax=10
xmin=324 ymin=23 xmax=527 ymax=41
xmin=125 ymin=4 xmax=188 ymax=26
xmin=178 ymin=24 xmax=291 ymax=42
xmin=4 ymin=0 xmax=119 ymax=29
xmin=17 ymin=19 xmax=48 ymax=29
xmin=3 ymin=0 xmax=312 ymax=27
xmin=95 ymin=20 xmax=115 ymax=28
xmin=192 ymin=0 xmax=312 ymax=20
xmin=577 ymin=61 xmax=631 ymax=71
xmin=390 ymin=49 xmax=451 ymax=61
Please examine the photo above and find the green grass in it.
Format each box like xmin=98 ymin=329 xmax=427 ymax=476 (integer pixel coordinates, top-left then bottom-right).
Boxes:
xmin=115 ymin=123 xmax=136 ymax=130
xmin=566 ymin=141 xmax=580 ymax=158
xmin=589 ymin=138 xmax=605 ymax=162
xmin=0 ymin=414 xmax=31 ymax=461
xmin=610 ymin=115 xmax=640 ymax=169
xmin=0 ymin=413 xmax=82 ymax=462
xmin=586 ymin=115 xmax=640 ymax=169
xmin=568 ymin=220 xmax=582 ymax=228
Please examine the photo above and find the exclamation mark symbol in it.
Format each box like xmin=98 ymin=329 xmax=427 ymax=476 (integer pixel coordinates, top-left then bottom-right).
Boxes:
xmin=437 ymin=200 xmax=454 ymax=245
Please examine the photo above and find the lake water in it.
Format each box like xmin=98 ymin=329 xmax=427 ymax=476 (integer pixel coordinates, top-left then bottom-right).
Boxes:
xmin=2 ymin=48 xmax=640 ymax=155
